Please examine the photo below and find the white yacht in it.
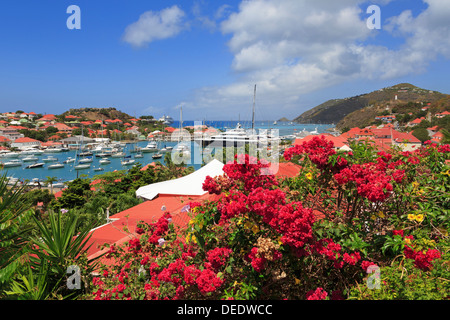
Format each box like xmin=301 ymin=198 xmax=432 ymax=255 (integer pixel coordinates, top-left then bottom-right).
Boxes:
xmin=110 ymin=151 xmax=126 ymax=158
xmin=78 ymin=157 xmax=93 ymax=163
xmin=43 ymin=156 xmax=58 ymax=162
xmin=159 ymin=115 xmax=174 ymax=125
xmin=121 ymin=157 xmax=135 ymax=166
xmin=63 ymin=157 xmax=76 ymax=164
xmin=99 ymin=158 xmax=111 ymax=165
xmin=0 ymin=151 xmax=20 ymax=158
xmin=44 ymin=147 xmax=63 ymax=153
xmin=2 ymin=159 xmax=22 ymax=168
xmin=48 ymin=163 xmax=65 ymax=169
xmin=74 ymin=163 xmax=91 ymax=170
xmin=22 ymin=156 xmax=39 ymax=162
xmin=202 ymin=122 xmax=280 ymax=149
xmin=26 ymin=162 xmax=44 ymax=169
xmin=141 ymin=141 xmax=158 ymax=153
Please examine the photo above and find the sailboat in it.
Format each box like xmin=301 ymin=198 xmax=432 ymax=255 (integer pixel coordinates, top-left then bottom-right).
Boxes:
xmin=74 ymin=125 xmax=91 ymax=170
xmin=174 ymin=106 xmax=190 ymax=159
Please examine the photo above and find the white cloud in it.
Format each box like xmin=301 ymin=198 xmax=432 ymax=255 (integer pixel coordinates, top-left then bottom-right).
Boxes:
xmin=122 ymin=6 xmax=185 ymax=48
xmin=184 ymin=0 xmax=450 ymax=119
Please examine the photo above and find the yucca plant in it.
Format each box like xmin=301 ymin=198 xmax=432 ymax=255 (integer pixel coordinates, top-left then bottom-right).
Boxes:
xmin=29 ymin=209 xmax=102 ymax=299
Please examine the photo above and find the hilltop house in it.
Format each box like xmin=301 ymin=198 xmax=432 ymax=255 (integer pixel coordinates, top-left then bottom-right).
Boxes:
xmin=435 ymin=111 xmax=450 ymax=119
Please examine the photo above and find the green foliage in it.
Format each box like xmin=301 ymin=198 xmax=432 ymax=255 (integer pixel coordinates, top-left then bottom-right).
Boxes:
xmin=0 ymin=174 xmax=34 ymax=295
xmin=348 ymin=256 xmax=450 ymax=300
xmin=27 ymin=209 xmax=101 ymax=299
xmin=412 ymin=127 xmax=431 ymax=142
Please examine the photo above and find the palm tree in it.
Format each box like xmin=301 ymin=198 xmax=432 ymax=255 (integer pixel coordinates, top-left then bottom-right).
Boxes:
xmin=44 ymin=176 xmax=58 ymax=194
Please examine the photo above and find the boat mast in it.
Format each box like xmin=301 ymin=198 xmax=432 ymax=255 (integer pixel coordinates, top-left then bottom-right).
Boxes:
xmin=252 ymin=84 xmax=256 ymax=131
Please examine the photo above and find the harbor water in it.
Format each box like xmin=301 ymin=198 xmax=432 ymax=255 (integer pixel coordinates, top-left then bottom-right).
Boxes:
xmin=1 ymin=122 xmax=334 ymax=186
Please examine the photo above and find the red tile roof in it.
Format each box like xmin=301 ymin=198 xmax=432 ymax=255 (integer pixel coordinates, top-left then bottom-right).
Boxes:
xmin=85 ymin=193 xmax=221 ymax=261
xmin=12 ymin=137 xmax=41 ymax=143
xmin=294 ymin=134 xmax=348 ymax=148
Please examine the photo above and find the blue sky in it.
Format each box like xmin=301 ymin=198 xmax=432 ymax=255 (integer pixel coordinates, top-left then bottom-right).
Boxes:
xmin=0 ymin=0 xmax=449 ymax=121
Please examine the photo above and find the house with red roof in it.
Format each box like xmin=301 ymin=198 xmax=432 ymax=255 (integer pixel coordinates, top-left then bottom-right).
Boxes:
xmin=431 ymin=131 xmax=444 ymax=144
xmin=10 ymin=137 xmax=41 ymax=149
xmin=37 ymin=114 xmax=57 ymax=124
xmin=0 ymin=136 xmax=11 ymax=145
xmin=391 ymin=131 xmax=421 ymax=151
xmin=435 ymin=111 xmax=450 ymax=119
xmin=407 ymin=117 xmax=425 ymax=127
xmin=53 ymin=123 xmax=73 ymax=133
xmin=0 ymin=127 xmax=24 ymax=142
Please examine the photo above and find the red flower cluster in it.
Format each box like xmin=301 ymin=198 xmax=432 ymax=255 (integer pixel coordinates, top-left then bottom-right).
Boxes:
xmin=206 ymin=247 xmax=233 ymax=270
xmin=202 ymin=175 xmax=222 ymax=195
xmin=223 ymin=154 xmax=278 ymax=192
xmin=404 ymin=245 xmax=441 ymax=271
xmin=361 ymin=260 xmax=378 ymax=272
xmin=314 ymin=238 xmax=361 ymax=269
xmin=284 ymin=136 xmax=342 ymax=172
xmin=306 ymin=287 xmax=328 ymax=300
xmin=334 ymin=162 xmax=394 ymax=202
xmin=148 ymin=212 xmax=172 ymax=245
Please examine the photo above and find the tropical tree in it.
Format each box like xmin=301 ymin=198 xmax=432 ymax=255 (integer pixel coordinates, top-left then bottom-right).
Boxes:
xmin=44 ymin=176 xmax=58 ymax=195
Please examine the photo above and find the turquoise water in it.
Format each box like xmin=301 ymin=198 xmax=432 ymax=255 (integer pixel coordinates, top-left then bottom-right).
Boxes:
xmin=1 ymin=122 xmax=333 ymax=184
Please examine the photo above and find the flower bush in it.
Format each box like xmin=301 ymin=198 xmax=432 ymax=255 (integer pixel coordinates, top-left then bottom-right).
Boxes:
xmin=83 ymin=137 xmax=449 ymax=300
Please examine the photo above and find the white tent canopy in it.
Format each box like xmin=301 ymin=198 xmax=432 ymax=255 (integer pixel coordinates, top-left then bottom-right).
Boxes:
xmin=135 ymin=159 xmax=224 ymax=201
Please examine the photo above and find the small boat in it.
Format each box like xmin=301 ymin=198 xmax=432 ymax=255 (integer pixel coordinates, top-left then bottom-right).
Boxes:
xmin=134 ymin=153 xmax=143 ymax=158
xmin=152 ymin=153 xmax=163 ymax=159
xmin=95 ymin=152 xmax=111 ymax=158
xmin=121 ymin=156 xmax=135 ymax=166
xmin=43 ymin=156 xmax=58 ymax=162
xmin=2 ymin=159 xmax=22 ymax=168
xmin=22 ymin=156 xmax=39 ymax=162
xmin=79 ymin=157 xmax=93 ymax=163
xmin=99 ymin=158 xmax=111 ymax=165
xmin=93 ymin=167 xmax=104 ymax=172
xmin=44 ymin=147 xmax=62 ymax=153
xmin=121 ymin=159 xmax=135 ymax=166
xmin=111 ymin=152 xmax=126 ymax=158
xmin=74 ymin=164 xmax=91 ymax=170
xmin=141 ymin=142 xmax=158 ymax=153
xmin=79 ymin=151 xmax=93 ymax=157
xmin=48 ymin=163 xmax=65 ymax=169
xmin=63 ymin=157 xmax=76 ymax=164
xmin=0 ymin=152 xmax=20 ymax=158
xmin=26 ymin=162 xmax=44 ymax=169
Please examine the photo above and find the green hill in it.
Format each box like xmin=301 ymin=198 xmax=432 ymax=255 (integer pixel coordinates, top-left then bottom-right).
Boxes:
xmin=293 ymin=83 xmax=447 ymax=128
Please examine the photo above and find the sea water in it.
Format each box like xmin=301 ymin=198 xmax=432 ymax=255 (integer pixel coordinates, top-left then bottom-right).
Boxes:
xmin=1 ymin=122 xmax=333 ymax=185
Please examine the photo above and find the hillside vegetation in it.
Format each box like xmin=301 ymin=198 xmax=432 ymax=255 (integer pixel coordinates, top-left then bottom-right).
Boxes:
xmin=293 ymin=83 xmax=448 ymax=127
